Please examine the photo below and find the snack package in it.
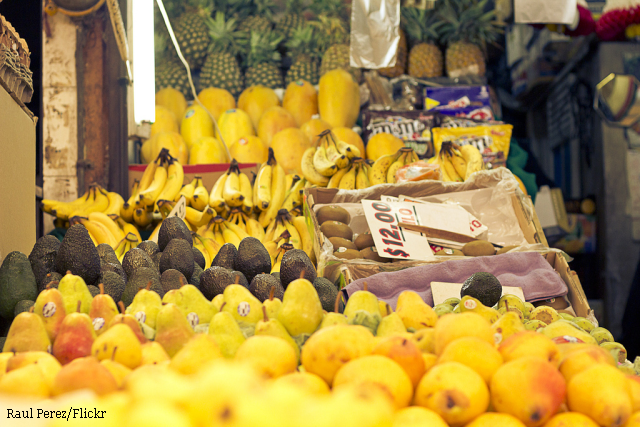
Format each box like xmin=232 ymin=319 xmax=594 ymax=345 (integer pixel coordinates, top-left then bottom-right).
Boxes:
xmin=362 ymin=110 xmax=438 ymax=158
xmin=396 ymin=161 xmax=442 ymax=183
xmin=424 ymin=86 xmax=495 ymax=120
xmin=432 ymin=125 xmax=513 ymax=169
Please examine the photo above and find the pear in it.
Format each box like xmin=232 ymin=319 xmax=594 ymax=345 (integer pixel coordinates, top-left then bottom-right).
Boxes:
xmin=2 ymin=309 xmax=51 ymax=353
xmin=0 ymin=363 xmax=50 ymax=398
xmin=58 ymin=271 xmax=93 ymax=314
xmin=460 ymin=296 xmax=500 ymax=323
xmin=208 ymin=306 xmax=245 ymax=360
xmin=255 ymin=306 xmax=300 ymax=360
xmin=140 ymin=341 xmax=171 ymax=365
xmin=498 ymin=294 xmax=526 ymax=316
xmin=53 ymin=301 xmax=96 ymax=365
xmin=125 ymin=281 xmax=162 ymax=329
xmin=211 ymin=294 xmax=225 ymax=313
xmin=278 ymin=276 xmax=324 ymax=337
xmin=169 ymin=334 xmax=223 ymax=375
xmin=376 ymin=312 xmax=407 ymax=337
xmin=329 ymin=383 xmax=395 ymax=427
xmin=411 ymin=327 xmax=436 ymax=353
xmin=34 ymin=282 xmax=66 ymax=341
xmin=89 ymin=283 xmax=119 ymax=336
xmin=6 ymin=351 xmax=61 ymax=389
xmin=109 ymin=301 xmax=148 ymax=344
xmin=263 ymin=286 xmax=282 ymax=319
xmin=222 ymin=284 xmax=264 ymax=326
xmin=235 ymin=335 xmax=297 ymax=378
xmin=379 ymin=300 xmax=391 ymax=317
xmin=0 ymin=352 xmax=13 ymax=379
xmin=529 ymin=305 xmax=561 ymax=325
xmin=272 ymin=372 xmax=331 ymax=396
xmin=92 ymin=323 xmax=142 ymax=369
xmin=169 ymin=278 xmax=215 ymax=327
xmin=393 ymin=407 xmax=449 ymax=427
xmin=559 ymin=345 xmax=616 ymax=383
xmin=125 ymin=364 xmax=194 ymax=406
xmin=590 ymin=327 xmax=615 ymax=344
xmin=438 ymin=337 xmax=503 ymax=384
xmin=372 ymin=336 xmax=425 ymax=388
xmin=100 ymin=359 xmax=132 ymax=388
xmin=396 ymin=290 xmax=438 ymax=330
xmin=492 ymin=311 xmax=526 ymax=345
xmin=343 ymin=282 xmax=382 ymax=333
xmin=52 ymin=356 xmax=118 ymax=396
xmin=124 ymin=400 xmax=192 ymax=427
xmin=540 ymin=320 xmax=597 ymax=345
xmin=154 ymin=303 xmax=194 ymax=357
xmin=524 ymin=319 xmax=547 ymax=331
xmin=499 ymin=330 xmax=561 ymax=366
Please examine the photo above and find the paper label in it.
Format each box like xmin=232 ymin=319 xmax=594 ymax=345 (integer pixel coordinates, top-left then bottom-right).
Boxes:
xmin=464 ymin=299 xmax=477 ymax=309
xmin=187 ymin=312 xmax=199 ymax=329
xmin=42 ymin=302 xmax=56 ymax=317
xmin=93 ymin=317 xmax=105 ymax=331
xmin=237 ymin=302 xmax=251 ymax=317
xmin=135 ymin=311 xmax=146 ymax=324
xmin=361 ymin=199 xmax=434 ymax=261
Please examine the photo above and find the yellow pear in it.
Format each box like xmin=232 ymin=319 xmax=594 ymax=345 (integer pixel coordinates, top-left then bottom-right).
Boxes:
xmin=412 ymin=327 xmax=436 ymax=353
xmin=376 ymin=312 xmax=407 ymax=337
xmin=559 ymin=345 xmax=616 ymax=383
xmin=567 ymin=364 xmax=633 ymax=427
xmin=414 ymin=361 xmax=489 ymax=426
xmin=154 ymin=303 xmax=194 ymax=358
xmin=423 ymin=353 xmax=438 ymax=372
xmin=140 ymin=341 xmax=170 ymax=365
xmin=372 ymin=335 xmax=425 ymax=388
xmin=208 ymin=310 xmax=246 ymax=359
xmin=542 ymin=412 xmax=600 ymax=427
xmin=320 ymin=312 xmax=348 ymax=329
xmin=438 ymin=336 xmax=503 ymax=384
xmin=100 ymin=359 xmax=131 ymax=388
xmin=92 ymin=323 xmax=142 ymax=369
xmin=125 ymin=364 xmax=193 ymax=405
xmin=198 ymin=87 xmax=236 ymax=121
xmin=329 ymin=383 xmax=395 ymax=427
xmin=0 ymin=363 xmax=50 ymax=398
xmin=0 ymin=352 xmax=13 ymax=379
xmin=125 ymin=400 xmax=192 ymax=427
xmin=459 ymin=296 xmax=500 ymax=323
xmin=623 ymin=412 xmax=640 ymax=427
xmin=150 ymin=105 xmax=179 ymax=137
xmin=392 ymin=406 xmax=448 ymax=427
xmin=181 ymin=104 xmax=215 ymax=150
xmin=229 ymin=135 xmax=268 ymax=164
xmin=540 ymin=320 xmax=598 ymax=345
xmin=434 ymin=312 xmax=493 ymax=355
xmin=272 ymin=372 xmax=330 ymax=396
xmin=170 ymin=334 xmax=223 ymax=375
xmin=5 ymin=351 xmax=61 ymax=389
xmin=466 ymin=413 xmax=528 ymax=427
xmin=189 ymin=136 xmax=229 ymax=165
xmin=333 ymin=355 xmax=413 ymax=409
xmin=235 ymin=335 xmax=297 ymax=379
xmin=493 ymin=311 xmax=527 ymax=345
xmin=395 ymin=291 xmax=438 ymax=330
xmin=498 ymin=330 xmax=561 ymax=366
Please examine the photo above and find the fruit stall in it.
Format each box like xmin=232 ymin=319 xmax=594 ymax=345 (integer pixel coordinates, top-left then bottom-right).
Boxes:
xmin=1 ymin=0 xmax=640 ymax=426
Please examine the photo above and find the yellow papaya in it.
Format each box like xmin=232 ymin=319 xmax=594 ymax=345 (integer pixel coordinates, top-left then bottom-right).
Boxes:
xmin=238 ymin=85 xmax=280 ymax=130
xmin=197 ymin=87 xmax=236 ymax=122
xmin=189 ymin=136 xmax=229 ymax=165
xmin=300 ymin=118 xmax=332 ymax=147
xmin=181 ymin=105 xmax=215 ymax=150
xmin=141 ymin=131 xmax=188 ymax=165
xmin=229 ymin=135 xmax=268 ymax=164
xmin=271 ymin=128 xmax=313 ymax=175
xmin=217 ymin=108 xmax=255 ymax=150
xmin=150 ymin=105 xmax=179 ymax=137
xmin=283 ymin=80 xmax=318 ymax=127
xmin=318 ymin=69 xmax=360 ymax=129
xmin=257 ymin=106 xmax=297 ymax=147
xmin=155 ymin=88 xmax=187 ymax=128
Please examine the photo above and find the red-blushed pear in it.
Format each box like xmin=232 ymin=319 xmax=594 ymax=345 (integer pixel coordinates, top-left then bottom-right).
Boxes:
xmin=5 ymin=351 xmax=61 ymax=389
xmin=52 ymin=356 xmax=118 ymax=396
xmin=491 ymin=356 xmax=566 ymax=427
xmin=154 ymin=303 xmax=194 ymax=358
xmin=2 ymin=308 xmax=51 ymax=353
xmin=371 ymin=335 xmax=425 ymax=388
xmin=558 ymin=345 xmax=616 ymax=383
xmin=89 ymin=283 xmax=119 ymax=336
xmin=52 ymin=301 xmax=96 ymax=365
xmin=434 ymin=312 xmax=493 ymax=356
xmin=34 ymin=281 xmax=66 ymax=341
xmin=108 ymin=301 xmax=148 ymax=344
xmin=498 ymin=331 xmax=561 ymax=366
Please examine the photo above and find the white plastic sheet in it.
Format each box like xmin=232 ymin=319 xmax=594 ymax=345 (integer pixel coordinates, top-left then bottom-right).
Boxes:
xmin=350 ymin=0 xmax=401 ymax=69
xmin=514 ymin=0 xmax=578 ymax=25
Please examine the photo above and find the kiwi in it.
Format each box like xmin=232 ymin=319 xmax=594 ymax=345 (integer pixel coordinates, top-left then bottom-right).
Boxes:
xmin=360 ymin=246 xmax=390 ymax=263
xmin=329 ymin=237 xmax=357 ymax=251
xmin=354 ymin=233 xmax=374 ymax=250
xmin=333 ymin=248 xmax=362 ymax=260
xmin=496 ymin=245 xmax=518 ymax=255
xmin=320 ymin=221 xmax=353 ymax=241
xmin=461 ymin=240 xmax=495 ymax=257
xmin=316 ymin=206 xmax=350 ymax=226
xmin=435 ymin=248 xmax=465 ymax=256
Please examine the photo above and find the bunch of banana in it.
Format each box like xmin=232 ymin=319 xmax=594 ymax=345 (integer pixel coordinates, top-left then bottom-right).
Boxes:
xmin=369 ymin=147 xmax=419 ymax=186
xmin=300 ymin=130 xmax=362 ymax=188
xmin=264 ymin=209 xmax=302 ymax=250
xmin=41 ymin=184 xmax=123 ymax=221
xmin=436 ymin=141 xmax=484 ymax=182
xmin=137 ymin=150 xmax=185 ymax=213
xmin=114 ymin=232 xmax=141 ymax=263
xmin=329 ymin=158 xmax=374 ymax=190
xmin=192 ymin=233 xmax=222 ymax=269
xmin=208 ymin=159 xmax=254 ymax=215
xmin=256 ymin=149 xmax=287 ymax=228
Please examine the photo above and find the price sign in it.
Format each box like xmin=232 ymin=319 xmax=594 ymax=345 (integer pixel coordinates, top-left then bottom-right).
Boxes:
xmin=361 ymin=200 xmax=435 ymax=261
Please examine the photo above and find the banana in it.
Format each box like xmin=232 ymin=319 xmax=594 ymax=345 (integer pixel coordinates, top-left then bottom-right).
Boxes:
xmin=185 ymin=206 xmax=215 ymax=228
xmin=223 ymin=161 xmax=244 ymax=207
xmin=336 ymin=139 xmax=360 ymax=159
xmin=301 ymin=147 xmax=330 ymax=187
xmin=338 ymin=163 xmax=358 ymax=190
xmin=138 ymin=163 xmax=168 ymax=208
xmin=458 ymin=144 xmax=484 ymax=180
xmin=133 ymin=207 xmax=154 ymax=228
xmin=120 ymin=180 xmax=141 ymax=223
xmin=369 ymin=152 xmax=398 ymax=186
xmin=192 ymin=177 xmax=210 ymax=211
xmin=283 ymin=217 xmax=302 ymax=250
xmin=225 ymin=219 xmax=250 ymax=240
xmin=120 ymin=220 xmax=142 ymax=243
xmin=70 ymin=186 xmax=111 ymax=218
xmin=312 ymin=145 xmax=338 ymax=177
xmin=209 ymin=173 xmax=228 ymax=213
xmin=193 ymin=237 xmax=211 ymax=268
xmin=254 ymin=152 xmax=274 ymax=211
xmin=292 ymin=215 xmax=315 ymax=264
xmin=114 ymin=236 xmax=128 ymax=260
xmin=271 ymin=243 xmax=294 ymax=273
xmin=327 ymin=167 xmax=350 ymax=189
xmin=156 ymin=158 xmax=184 ymax=210
xmin=41 ymin=188 xmax=91 ymax=216
xmin=156 ymin=199 xmax=176 ymax=219
xmin=103 ymin=192 xmax=125 ymax=216
xmin=137 ymin=155 xmax=161 ymax=193
xmin=201 ymin=237 xmax=222 ymax=267
xmin=88 ymin=212 xmax=124 ymax=242
xmin=238 ymin=172 xmax=253 ymax=212
xmin=386 ymin=151 xmax=409 ymax=184
xmin=246 ymin=217 xmax=265 ymax=242
xmin=441 ymin=143 xmax=467 ymax=180
xmin=148 ymin=220 xmax=162 ymax=242
xmin=409 ymin=150 xmax=420 ymax=163
xmin=124 ymin=231 xmax=140 ymax=249
xmin=282 ymin=176 xmax=304 ymax=212
xmin=71 ymin=216 xmax=117 ymax=248
xmin=324 ymin=134 xmax=349 ymax=169
xmin=355 ymin=162 xmax=370 ymax=189
xmin=176 ymin=177 xmax=197 ymax=204
xmin=213 ymin=224 xmax=226 ymax=247
xmin=259 ymin=163 xmax=287 ymax=228
xmin=220 ymin=223 xmax=241 ymax=248
xmin=440 ymin=151 xmax=463 ymax=182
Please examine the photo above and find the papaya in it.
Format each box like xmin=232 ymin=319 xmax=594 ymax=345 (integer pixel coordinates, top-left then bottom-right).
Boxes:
xmin=229 ymin=135 xmax=268 ymax=164
xmin=217 ymin=108 xmax=255 ymax=150
xmin=365 ymin=133 xmax=405 ymax=161
xmin=300 ymin=118 xmax=332 ymax=147
xmin=181 ymin=105 xmax=215 ymax=150
xmin=150 ymin=105 xmax=179 ymax=137
xmin=197 ymin=87 xmax=236 ymax=121
xmin=155 ymin=88 xmax=187 ymax=128
xmin=283 ymin=80 xmax=318 ymax=126
xmin=318 ymin=69 xmax=360 ymax=129
xmin=141 ymin=131 xmax=188 ymax=165
xmin=271 ymin=128 xmax=313 ymax=175
xmin=189 ymin=136 xmax=229 ymax=165
xmin=257 ymin=106 xmax=297 ymax=147
xmin=238 ymin=85 xmax=280 ymax=130
xmin=332 ymin=127 xmax=366 ymax=157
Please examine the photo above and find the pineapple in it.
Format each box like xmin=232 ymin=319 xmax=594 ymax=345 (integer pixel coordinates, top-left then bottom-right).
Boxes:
xmin=378 ymin=28 xmax=407 ymax=79
xmin=275 ymin=0 xmax=307 ymax=42
xmin=285 ymin=26 xmax=321 ymax=86
xmin=155 ymin=59 xmax=192 ymax=99
xmin=314 ymin=16 xmax=362 ymax=82
xmin=402 ymin=7 xmax=444 ymax=79
xmin=170 ymin=0 xmax=213 ymax=70
xmin=200 ymin=12 xmax=247 ymax=97
xmin=438 ymin=0 xmax=502 ymax=78
xmin=238 ymin=0 xmax=275 ymax=34
xmin=244 ymin=30 xmax=284 ymax=89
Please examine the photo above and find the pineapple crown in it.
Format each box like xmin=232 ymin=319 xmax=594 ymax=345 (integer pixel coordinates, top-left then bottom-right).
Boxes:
xmin=438 ymin=0 xmax=503 ymax=47
xmin=212 ymin=0 xmax=246 ymax=19
xmin=285 ymin=26 xmax=321 ymax=61
xmin=311 ymin=16 xmax=349 ymax=54
xmin=310 ymin=0 xmax=348 ymax=21
xmin=249 ymin=0 xmax=276 ymax=20
xmin=206 ymin=12 xmax=249 ymax=56
xmin=401 ymin=6 xmax=444 ymax=45
xmin=244 ymin=30 xmax=283 ymax=68
xmin=183 ymin=0 xmax=214 ymax=16
xmin=284 ymin=0 xmax=307 ymax=14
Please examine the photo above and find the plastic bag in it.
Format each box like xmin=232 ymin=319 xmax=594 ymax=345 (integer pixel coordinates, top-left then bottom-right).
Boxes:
xmin=432 ymin=124 xmax=513 ymax=169
xmin=396 ymin=161 xmax=442 ymax=182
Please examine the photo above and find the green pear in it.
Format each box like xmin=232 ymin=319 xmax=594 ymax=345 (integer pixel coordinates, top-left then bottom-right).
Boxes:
xmin=92 ymin=323 xmax=142 ymax=369
xmin=126 ymin=281 xmax=162 ymax=329
xmin=89 ymin=283 xmax=119 ymax=336
xmin=343 ymin=284 xmax=382 ymax=334
xmin=175 ymin=282 xmax=215 ymax=327
xmin=208 ymin=307 xmax=246 ymax=359
xmin=601 ymin=342 xmax=627 ymax=363
xmin=263 ymin=286 xmax=282 ymax=319
xmin=459 ymin=296 xmax=500 ymax=323
xmin=58 ymin=271 xmax=93 ymax=314
xmin=255 ymin=307 xmax=300 ymax=360
xmin=2 ymin=310 xmax=51 ymax=353
xmin=212 ymin=294 xmax=225 ymax=313
xmin=498 ymin=294 xmax=526 ymax=315
xmin=376 ymin=312 xmax=407 ymax=337
xmin=573 ymin=317 xmax=595 ymax=332
xmin=52 ymin=301 xmax=96 ymax=364
xmin=222 ymin=284 xmax=264 ymax=326
xmin=278 ymin=278 xmax=323 ymax=337
xmin=434 ymin=304 xmax=454 ymax=317
xmin=320 ymin=312 xmax=348 ymax=329
xmin=34 ymin=283 xmax=66 ymax=342
xmin=591 ymin=327 xmax=615 ymax=344
xmin=154 ymin=303 xmax=194 ymax=357
xmin=170 ymin=334 xmax=223 ymax=375
xmin=453 ymin=303 xmax=461 ymax=313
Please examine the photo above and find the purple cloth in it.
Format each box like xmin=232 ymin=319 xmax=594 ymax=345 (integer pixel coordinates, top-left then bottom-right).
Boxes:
xmin=344 ymin=252 xmax=568 ymax=309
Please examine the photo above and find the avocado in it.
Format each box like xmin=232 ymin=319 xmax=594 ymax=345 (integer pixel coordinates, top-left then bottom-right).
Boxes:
xmin=41 ymin=272 xmax=62 ymax=289
xmin=316 ymin=206 xmax=351 ymax=226
xmin=211 ymin=243 xmax=237 ymax=270
xmin=314 ymin=277 xmax=339 ymax=312
xmin=354 ymin=233 xmax=374 ymax=250
xmin=100 ymin=260 xmax=127 ymax=283
xmin=329 ymin=237 xmax=357 ymax=251
xmin=159 ymin=239 xmax=195 ymax=280
xmin=137 ymin=240 xmax=160 ymax=257
xmin=88 ymin=285 xmax=100 ymax=298
xmin=189 ymin=262 xmax=203 ymax=289
xmin=54 ymin=224 xmax=101 ymax=287
xmin=249 ymin=274 xmax=284 ymax=302
xmin=161 ymin=269 xmax=187 ymax=293
xmin=158 ymin=217 xmax=192 ymax=251
xmin=99 ymin=270 xmax=125 ymax=303
xmin=279 ymin=249 xmax=317 ymax=289
xmin=121 ymin=267 xmax=163 ymax=306
xmin=461 ymin=241 xmax=495 ymax=257
xmin=231 ymin=271 xmax=249 ymax=288
xmin=13 ymin=300 xmax=35 ymax=317
xmin=122 ymin=247 xmax=157 ymax=278
xmin=28 ymin=235 xmax=60 ymax=290
xmin=271 ymin=272 xmax=281 ymax=282
xmin=192 ymin=247 xmax=206 ymax=270
xmin=234 ymin=237 xmax=271 ymax=283
xmin=320 ymin=221 xmax=353 ymax=241
xmin=200 ymin=266 xmax=234 ymax=300
xmin=0 ymin=251 xmax=38 ymax=319
xmin=152 ymin=252 xmax=162 ymax=271
xmin=96 ymin=243 xmax=118 ymax=264
xmin=460 ymin=272 xmax=503 ymax=308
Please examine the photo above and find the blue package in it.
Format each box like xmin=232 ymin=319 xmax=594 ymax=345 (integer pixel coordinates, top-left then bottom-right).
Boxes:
xmin=424 ymin=86 xmax=494 ymax=121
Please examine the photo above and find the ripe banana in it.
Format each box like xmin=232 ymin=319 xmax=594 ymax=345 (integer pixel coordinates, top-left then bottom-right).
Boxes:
xmin=115 ymin=217 xmax=142 ymax=243
xmin=283 ymin=217 xmax=302 ymax=250
xmin=156 ymin=158 xmax=184 ymax=210
xmin=386 ymin=151 xmax=409 ymax=184
xmin=327 ymin=167 xmax=350 ymax=189
xmin=71 ymin=216 xmax=117 ymax=248
xmin=103 ymin=192 xmax=125 ymax=217
xmin=138 ymin=163 xmax=168 ymax=208
xmin=369 ymin=152 xmax=397 ymax=186
xmin=225 ymin=219 xmax=250 ymax=240
xmin=192 ymin=236 xmax=211 ymax=268
xmin=323 ymin=132 xmax=349 ymax=169
xmin=192 ymin=177 xmax=210 ymax=211
xmin=70 ymin=186 xmax=111 ymax=218
xmin=301 ymin=147 xmax=330 ymax=187
xmin=458 ymin=144 xmax=484 ymax=180
xmin=133 ymin=207 xmax=154 ymax=228
xmin=282 ymin=177 xmax=305 ymax=212
xmin=440 ymin=151 xmax=463 ymax=182
xmin=223 ymin=161 xmax=244 ymax=208
xmin=238 ymin=172 xmax=253 ymax=212
xmin=88 ymin=212 xmax=124 ymax=242
xmin=337 ymin=139 xmax=360 ymax=159
xmin=338 ymin=163 xmax=358 ymax=190
xmin=185 ymin=206 xmax=215 ymax=228
xmin=220 ymin=223 xmax=241 ymax=248
xmin=177 ymin=177 xmax=197 ymax=204
xmin=312 ymin=145 xmax=338 ymax=177
xmin=441 ymin=143 xmax=467 ymax=180
xmin=292 ymin=215 xmax=315 ymax=264
xmin=355 ymin=162 xmax=370 ymax=190
xmin=209 ymin=173 xmax=228 ymax=213
xmin=41 ymin=188 xmax=91 ymax=217
xmin=246 ymin=217 xmax=265 ymax=242
xmin=259 ymin=163 xmax=286 ymax=228
xmin=254 ymin=151 xmax=274 ymax=211
xmin=137 ymin=155 xmax=161 ymax=193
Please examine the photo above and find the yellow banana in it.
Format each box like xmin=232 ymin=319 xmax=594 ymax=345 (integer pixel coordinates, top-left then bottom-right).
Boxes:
xmin=440 ymin=151 xmax=463 ymax=182
xmin=133 ymin=207 xmax=154 ymax=228
xmin=246 ymin=217 xmax=266 ymax=242
xmin=185 ymin=206 xmax=215 ymax=228
xmin=71 ymin=216 xmax=117 ymax=248
xmin=114 ymin=236 xmax=128 ymax=259
xmin=225 ymin=219 xmax=250 ymax=240
xmin=259 ymin=163 xmax=287 ymax=228
xmin=301 ymin=147 xmax=330 ymax=187
xmin=149 ymin=220 xmax=162 ymax=242
xmin=88 ymin=212 xmax=124 ymax=242
xmin=338 ymin=163 xmax=358 ymax=190
xmin=176 ymin=177 xmax=197 ymax=204
xmin=120 ymin=180 xmax=141 ymax=223
xmin=209 ymin=173 xmax=228 ymax=212
xmin=283 ymin=218 xmax=302 ymax=250
xmin=282 ymin=177 xmax=305 ymax=212
xmin=103 ymin=192 xmax=125 ymax=216
xmin=192 ymin=177 xmax=210 ymax=211
xmin=238 ymin=172 xmax=253 ymax=212
xmin=458 ymin=144 xmax=484 ymax=180
xmin=121 ymin=220 xmax=142 ymax=243
xmin=337 ymin=139 xmax=360 ymax=159
xmin=124 ymin=231 xmax=140 ymax=249
xmin=138 ymin=156 xmax=161 ymax=193
xmin=386 ymin=151 xmax=408 ymax=184
xmin=41 ymin=188 xmax=91 ymax=217
xmin=220 ymin=223 xmax=241 ymax=248
xmin=327 ymin=166 xmax=350 ymax=189
xmin=223 ymin=161 xmax=244 ymax=207
xmin=312 ymin=145 xmax=338 ymax=177
xmin=441 ymin=143 xmax=467 ymax=180
xmin=193 ymin=237 xmax=210 ymax=267
xmin=138 ymin=164 xmax=168 ymax=208
xmin=355 ymin=162 xmax=370 ymax=189
xmin=155 ymin=158 xmax=184 ymax=210
xmin=201 ymin=237 xmax=222 ymax=268
xmin=323 ymin=135 xmax=349 ymax=170
xmin=70 ymin=186 xmax=111 ymax=218
xmin=369 ymin=152 xmax=397 ymax=186
xmin=212 ymin=224 xmax=226 ymax=247
xmin=254 ymin=152 xmax=274 ymax=211
xmin=293 ymin=215 xmax=315 ymax=264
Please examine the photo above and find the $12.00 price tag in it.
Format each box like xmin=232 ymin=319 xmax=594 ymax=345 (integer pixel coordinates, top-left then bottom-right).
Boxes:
xmin=361 ymin=200 xmax=435 ymax=261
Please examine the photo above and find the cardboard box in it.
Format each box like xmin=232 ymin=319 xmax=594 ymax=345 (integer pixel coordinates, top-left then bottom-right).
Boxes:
xmin=128 ymin=163 xmax=260 ymax=199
